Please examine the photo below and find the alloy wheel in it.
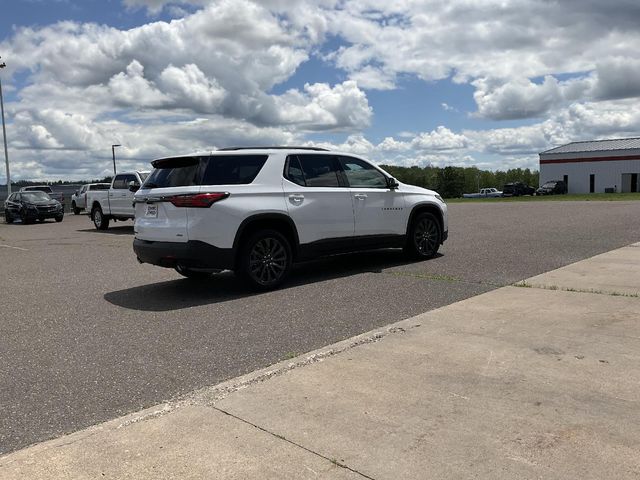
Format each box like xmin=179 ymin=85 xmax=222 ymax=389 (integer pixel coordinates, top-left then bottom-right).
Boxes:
xmin=414 ymin=217 xmax=439 ymax=256
xmin=248 ymin=237 xmax=288 ymax=285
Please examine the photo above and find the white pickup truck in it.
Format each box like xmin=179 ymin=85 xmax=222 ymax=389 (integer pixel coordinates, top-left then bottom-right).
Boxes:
xmin=462 ymin=187 xmax=503 ymax=198
xmin=87 ymin=171 xmax=149 ymax=229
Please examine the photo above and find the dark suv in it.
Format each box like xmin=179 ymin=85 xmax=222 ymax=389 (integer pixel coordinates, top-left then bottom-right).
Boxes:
xmin=536 ymin=180 xmax=567 ymax=195
xmin=4 ymin=191 xmax=64 ymax=224
xmin=502 ymin=182 xmax=535 ymax=197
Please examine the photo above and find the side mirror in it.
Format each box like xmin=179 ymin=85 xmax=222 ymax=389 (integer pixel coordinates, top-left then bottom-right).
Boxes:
xmin=387 ymin=177 xmax=400 ymax=190
xmin=75 ymin=190 xmax=79 ymax=196
xmin=128 ymin=181 xmax=140 ymax=192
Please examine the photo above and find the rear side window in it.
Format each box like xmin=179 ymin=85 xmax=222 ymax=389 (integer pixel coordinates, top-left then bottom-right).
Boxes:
xmin=292 ymin=154 xmax=341 ymax=187
xmin=144 ymin=155 xmax=268 ymax=189
xmin=145 ymin=157 xmax=200 ymax=188
xmin=112 ymin=175 xmax=128 ymax=189
xmin=201 ymin=155 xmax=267 ymax=185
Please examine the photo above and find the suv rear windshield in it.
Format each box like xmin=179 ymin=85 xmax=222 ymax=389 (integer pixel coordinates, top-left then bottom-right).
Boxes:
xmin=144 ymin=155 xmax=268 ymax=189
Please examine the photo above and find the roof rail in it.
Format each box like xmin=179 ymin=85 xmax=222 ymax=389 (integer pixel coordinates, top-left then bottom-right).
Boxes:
xmin=217 ymin=146 xmax=329 ymax=152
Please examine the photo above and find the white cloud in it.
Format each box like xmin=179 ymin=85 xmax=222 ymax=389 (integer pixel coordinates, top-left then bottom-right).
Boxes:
xmin=108 ymin=61 xmax=169 ymax=108
xmin=411 ymin=126 xmax=468 ymax=151
xmin=4 ymin=0 xmax=640 ymax=180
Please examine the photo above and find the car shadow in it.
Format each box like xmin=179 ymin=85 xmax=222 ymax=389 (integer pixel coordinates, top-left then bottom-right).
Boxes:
xmin=76 ymin=226 xmax=134 ymax=235
xmin=104 ymin=250 xmax=443 ymax=312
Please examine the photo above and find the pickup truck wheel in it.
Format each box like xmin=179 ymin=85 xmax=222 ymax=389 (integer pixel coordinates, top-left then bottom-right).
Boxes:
xmin=238 ymin=229 xmax=292 ymax=290
xmin=92 ymin=207 xmax=110 ymax=230
xmin=175 ymin=265 xmax=213 ymax=280
xmin=72 ymin=202 xmax=80 ymax=215
xmin=405 ymin=212 xmax=441 ymax=259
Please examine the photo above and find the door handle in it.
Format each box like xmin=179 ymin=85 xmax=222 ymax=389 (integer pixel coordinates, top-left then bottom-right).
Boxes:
xmin=289 ymin=194 xmax=304 ymax=204
xmin=354 ymin=193 xmax=367 ymax=200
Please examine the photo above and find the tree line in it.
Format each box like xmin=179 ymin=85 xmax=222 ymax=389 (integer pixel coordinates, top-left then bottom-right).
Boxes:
xmin=7 ymin=177 xmax=113 ymax=188
xmin=380 ymin=165 xmax=539 ymax=198
xmin=6 ymin=166 xmax=539 ymax=200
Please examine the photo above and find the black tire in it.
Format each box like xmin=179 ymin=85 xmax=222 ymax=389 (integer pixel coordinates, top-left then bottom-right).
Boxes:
xmin=404 ymin=212 xmax=441 ymax=259
xmin=237 ymin=229 xmax=292 ymax=290
xmin=55 ymin=214 xmax=64 ymax=223
xmin=20 ymin=208 xmax=33 ymax=225
xmin=72 ymin=202 xmax=81 ymax=215
xmin=175 ymin=265 xmax=213 ymax=280
xmin=92 ymin=206 xmax=110 ymax=230
xmin=4 ymin=212 xmax=12 ymax=224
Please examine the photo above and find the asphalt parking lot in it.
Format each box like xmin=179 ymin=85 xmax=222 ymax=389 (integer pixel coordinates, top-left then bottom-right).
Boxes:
xmin=1 ymin=201 xmax=639 ymax=455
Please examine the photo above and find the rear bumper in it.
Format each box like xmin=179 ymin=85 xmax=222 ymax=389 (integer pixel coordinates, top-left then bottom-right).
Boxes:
xmin=133 ymin=239 xmax=235 ymax=270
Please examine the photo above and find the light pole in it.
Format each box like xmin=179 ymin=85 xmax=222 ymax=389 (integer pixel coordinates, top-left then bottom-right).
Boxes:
xmin=111 ymin=144 xmax=121 ymax=175
xmin=0 ymin=57 xmax=10 ymax=195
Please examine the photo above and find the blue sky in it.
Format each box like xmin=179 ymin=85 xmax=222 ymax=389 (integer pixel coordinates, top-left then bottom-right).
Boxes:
xmin=1 ymin=0 xmax=640 ymax=180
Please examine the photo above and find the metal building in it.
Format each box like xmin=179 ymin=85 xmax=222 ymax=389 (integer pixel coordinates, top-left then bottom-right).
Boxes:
xmin=539 ymin=138 xmax=640 ymax=193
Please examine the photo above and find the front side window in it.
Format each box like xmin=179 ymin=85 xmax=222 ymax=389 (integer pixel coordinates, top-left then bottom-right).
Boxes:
xmin=339 ymin=156 xmax=387 ymax=188
xmin=295 ymin=154 xmax=341 ymax=187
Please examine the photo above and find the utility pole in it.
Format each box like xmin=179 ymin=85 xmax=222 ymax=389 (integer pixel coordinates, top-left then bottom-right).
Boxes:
xmin=0 ymin=57 xmax=10 ymax=195
xmin=111 ymin=144 xmax=121 ymax=175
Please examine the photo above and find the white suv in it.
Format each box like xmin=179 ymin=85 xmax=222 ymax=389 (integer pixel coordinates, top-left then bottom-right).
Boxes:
xmin=133 ymin=147 xmax=448 ymax=289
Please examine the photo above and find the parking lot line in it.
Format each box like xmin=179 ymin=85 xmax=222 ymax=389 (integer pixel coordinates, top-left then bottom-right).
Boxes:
xmin=0 ymin=244 xmax=28 ymax=251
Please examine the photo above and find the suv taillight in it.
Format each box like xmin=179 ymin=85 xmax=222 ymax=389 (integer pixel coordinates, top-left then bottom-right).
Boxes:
xmin=168 ymin=192 xmax=229 ymax=208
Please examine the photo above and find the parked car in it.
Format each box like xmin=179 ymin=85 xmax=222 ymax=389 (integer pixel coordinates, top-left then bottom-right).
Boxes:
xmin=133 ymin=147 xmax=448 ymax=290
xmin=536 ymin=180 xmax=567 ymax=195
xmin=87 ymin=171 xmax=149 ymax=229
xmin=4 ymin=191 xmax=64 ymax=224
xmin=502 ymin=182 xmax=535 ymax=197
xmin=19 ymin=185 xmax=65 ymax=204
xmin=462 ymin=188 xmax=502 ymax=198
xmin=71 ymin=183 xmax=110 ymax=214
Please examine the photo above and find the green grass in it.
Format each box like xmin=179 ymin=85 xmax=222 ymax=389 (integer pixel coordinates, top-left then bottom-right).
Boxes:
xmin=446 ymin=192 xmax=640 ymax=203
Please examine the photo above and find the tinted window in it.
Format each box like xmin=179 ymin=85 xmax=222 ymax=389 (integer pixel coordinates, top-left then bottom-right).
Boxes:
xmin=145 ymin=157 xmax=201 ymax=189
xmin=339 ymin=156 xmax=387 ymax=188
xmin=284 ymin=156 xmax=306 ymax=186
xmin=296 ymin=155 xmax=341 ymax=187
xmin=144 ymin=155 xmax=267 ymax=189
xmin=201 ymin=155 xmax=268 ymax=185
xmin=90 ymin=184 xmax=110 ymax=191
xmin=112 ymin=175 xmax=128 ymax=189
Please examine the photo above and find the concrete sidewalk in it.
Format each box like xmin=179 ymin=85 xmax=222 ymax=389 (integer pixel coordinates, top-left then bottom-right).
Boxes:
xmin=2 ymin=244 xmax=639 ymax=479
